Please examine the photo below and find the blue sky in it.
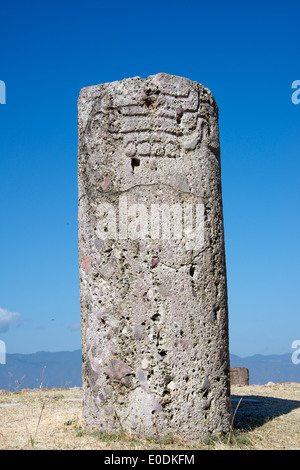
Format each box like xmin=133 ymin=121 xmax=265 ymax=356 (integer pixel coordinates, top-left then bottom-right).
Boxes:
xmin=0 ymin=0 xmax=299 ymax=356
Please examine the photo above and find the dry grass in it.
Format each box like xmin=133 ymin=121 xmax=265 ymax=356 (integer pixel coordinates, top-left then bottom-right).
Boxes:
xmin=0 ymin=383 xmax=299 ymax=450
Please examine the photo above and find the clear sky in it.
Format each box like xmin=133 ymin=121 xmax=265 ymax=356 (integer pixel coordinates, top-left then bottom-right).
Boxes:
xmin=0 ymin=0 xmax=299 ymax=357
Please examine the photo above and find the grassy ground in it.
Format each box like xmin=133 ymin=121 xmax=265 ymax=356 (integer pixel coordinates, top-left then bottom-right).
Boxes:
xmin=0 ymin=383 xmax=299 ymax=450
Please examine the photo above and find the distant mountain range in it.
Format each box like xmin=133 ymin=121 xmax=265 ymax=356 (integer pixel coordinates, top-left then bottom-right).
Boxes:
xmin=230 ymin=353 xmax=300 ymax=385
xmin=0 ymin=350 xmax=82 ymax=390
xmin=0 ymin=349 xmax=299 ymax=390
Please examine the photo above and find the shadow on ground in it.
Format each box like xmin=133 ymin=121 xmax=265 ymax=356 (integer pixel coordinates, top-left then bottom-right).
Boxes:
xmin=231 ymin=394 xmax=300 ymax=430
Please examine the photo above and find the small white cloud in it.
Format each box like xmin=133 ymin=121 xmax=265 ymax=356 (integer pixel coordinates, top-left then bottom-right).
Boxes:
xmin=0 ymin=308 xmax=21 ymax=333
xmin=69 ymin=323 xmax=80 ymax=331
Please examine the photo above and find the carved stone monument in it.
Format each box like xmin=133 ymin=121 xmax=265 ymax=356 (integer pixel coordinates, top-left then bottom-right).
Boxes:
xmin=78 ymin=73 xmax=232 ymax=438
xmin=230 ymin=367 xmax=249 ymax=386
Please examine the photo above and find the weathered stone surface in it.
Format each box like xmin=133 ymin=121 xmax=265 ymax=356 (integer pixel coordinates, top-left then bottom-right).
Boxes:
xmin=230 ymin=367 xmax=249 ymax=386
xmin=78 ymin=73 xmax=232 ymax=438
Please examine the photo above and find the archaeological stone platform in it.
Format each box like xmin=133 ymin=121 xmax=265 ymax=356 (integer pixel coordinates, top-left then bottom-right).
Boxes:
xmin=78 ymin=73 xmax=232 ymax=439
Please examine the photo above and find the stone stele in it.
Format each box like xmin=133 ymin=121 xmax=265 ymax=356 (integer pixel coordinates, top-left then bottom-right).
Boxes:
xmin=78 ymin=73 xmax=232 ymax=439
xmin=230 ymin=367 xmax=249 ymax=386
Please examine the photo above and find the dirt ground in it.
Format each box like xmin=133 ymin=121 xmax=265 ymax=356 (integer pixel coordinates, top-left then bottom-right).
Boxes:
xmin=0 ymin=382 xmax=299 ymax=450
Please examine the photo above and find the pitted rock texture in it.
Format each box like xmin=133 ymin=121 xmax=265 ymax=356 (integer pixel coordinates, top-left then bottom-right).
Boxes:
xmin=78 ymin=73 xmax=232 ymax=439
